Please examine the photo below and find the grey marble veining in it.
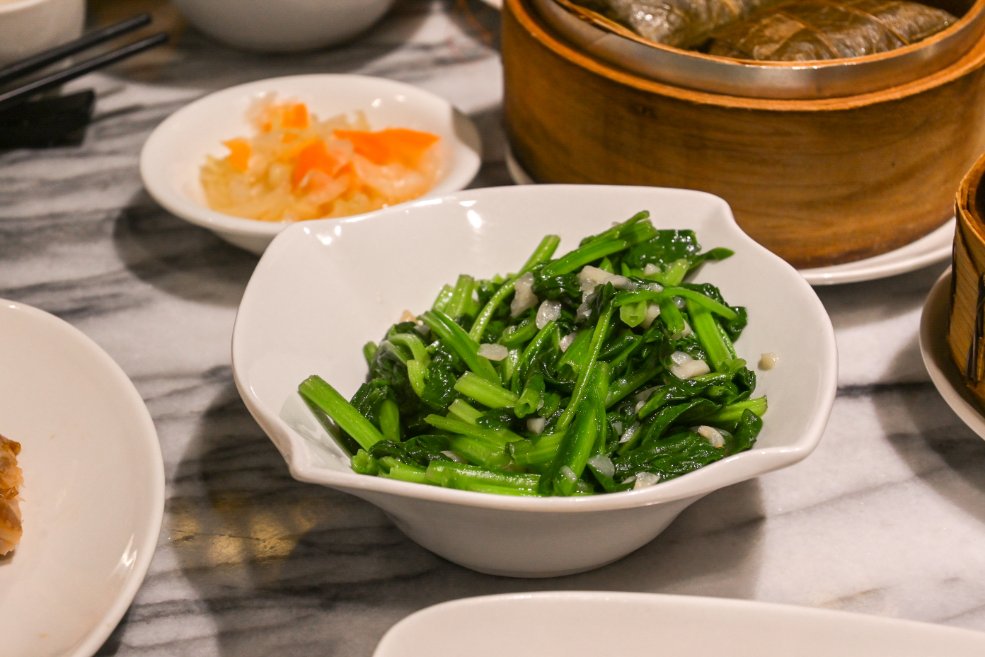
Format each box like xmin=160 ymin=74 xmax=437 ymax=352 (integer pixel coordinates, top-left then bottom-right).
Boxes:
xmin=2 ymin=0 xmax=985 ymax=655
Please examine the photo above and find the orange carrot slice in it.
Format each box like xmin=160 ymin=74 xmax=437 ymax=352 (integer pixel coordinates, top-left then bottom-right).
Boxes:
xmin=334 ymin=129 xmax=388 ymax=164
xmin=258 ymin=101 xmax=310 ymax=133
xmin=281 ymin=103 xmax=310 ymax=130
xmin=223 ymin=138 xmax=252 ymax=172
xmin=292 ymin=139 xmax=345 ymax=190
xmin=334 ymin=128 xmax=439 ymax=166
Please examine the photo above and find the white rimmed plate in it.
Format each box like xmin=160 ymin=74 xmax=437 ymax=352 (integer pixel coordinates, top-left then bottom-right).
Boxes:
xmin=506 ymin=148 xmax=953 ymax=286
xmin=0 ymin=300 xmax=164 ymax=657
xmin=920 ymin=269 xmax=985 ymax=439
xmin=141 ymin=74 xmax=482 ymax=255
xmin=373 ymin=592 xmax=985 ymax=656
xmin=801 ymin=219 xmax=954 ymax=286
xmin=232 ymin=184 xmax=837 ymax=577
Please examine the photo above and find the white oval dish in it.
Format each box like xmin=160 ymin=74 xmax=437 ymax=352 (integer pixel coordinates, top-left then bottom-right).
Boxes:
xmin=920 ymin=269 xmax=985 ymax=440
xmin=373 ymin=591 xmax=985 ymax=656
xmin=231 ymin=184 xmax=837 ymax=577
xmin=0 ymin=299 xmax=164 ymax=657
xmin=140 ymin=74 xmax=483 ymax=255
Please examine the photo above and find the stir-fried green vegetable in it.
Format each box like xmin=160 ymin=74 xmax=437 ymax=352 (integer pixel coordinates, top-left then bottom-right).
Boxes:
xmin=299 ymin=210 xmax=766 ymax=496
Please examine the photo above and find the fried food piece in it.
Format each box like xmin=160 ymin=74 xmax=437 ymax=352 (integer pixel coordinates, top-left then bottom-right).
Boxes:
xmin=0 ymin=434 xmax=23 ymax=556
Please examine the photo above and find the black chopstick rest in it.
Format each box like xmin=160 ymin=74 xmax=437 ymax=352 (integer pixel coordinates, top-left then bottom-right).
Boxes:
xmin=0 ymin=13 xmax=169 ymax=148
xmin=0 ymin=90 xmax=95 ymax=148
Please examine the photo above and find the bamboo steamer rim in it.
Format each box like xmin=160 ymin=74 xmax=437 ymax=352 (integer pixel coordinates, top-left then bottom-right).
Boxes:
xmin=956 ymin=151 xmax=985 ymax=259
xmin=506 ymin=0 xmax=985 ymax=111
xmin=948 ymin=151 xmax=985 ymax=399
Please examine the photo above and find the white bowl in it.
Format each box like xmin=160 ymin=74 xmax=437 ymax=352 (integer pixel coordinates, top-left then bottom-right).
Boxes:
xmin=0 ymin=299 xmax=164 ymax=657
xmin=0 ymin=0 xmax=84 ymax=66
xmin=171 ymin=0 xmax=394 ymax=52
xmin=231 ymin=185 xmax=837 ymax=577
xmin=140 ymin=74 xmax=482 ymax=255
xmin=374 ymin=592 xmax=985 ymax=656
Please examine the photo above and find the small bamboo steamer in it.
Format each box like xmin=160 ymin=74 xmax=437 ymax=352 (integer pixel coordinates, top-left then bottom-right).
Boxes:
xmin=502 ymin=0 xmax=985 ymax=268
xmin=947 ymin=151 xmax=985 ymax=403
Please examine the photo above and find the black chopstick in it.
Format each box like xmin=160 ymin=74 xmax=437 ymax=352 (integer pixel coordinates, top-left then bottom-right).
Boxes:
xmin=0 ymin=13 xmax=153 ymax=87
xmin=0 ymin=31 xmax=168 ymax=113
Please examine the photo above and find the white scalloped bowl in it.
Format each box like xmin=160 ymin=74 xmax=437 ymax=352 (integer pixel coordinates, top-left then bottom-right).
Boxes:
xmin=140 ymin=74 xmax=482 ymax=255
xmin=231 ymin=185 xmax=837 ymax=577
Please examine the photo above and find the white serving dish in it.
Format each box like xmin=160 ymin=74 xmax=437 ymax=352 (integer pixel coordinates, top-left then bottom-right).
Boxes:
xmin=231 ymin=184 xmax=837 ymax=577
xmin=373 ymin=591 xmax=985 ymax=656
xmin=171 ymin=0 xmax=394 ymax=52
xmin=0 ymin=299 xmax=164 ymax=657
xmin=140 ymin=74 xmax=482 ymax=255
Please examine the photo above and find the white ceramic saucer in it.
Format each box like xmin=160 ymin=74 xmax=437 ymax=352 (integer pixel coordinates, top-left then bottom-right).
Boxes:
xmin=505 ymin=148 xmax=953 ymax=286
xmin=920 ymin=270 xmax=985 ymax=440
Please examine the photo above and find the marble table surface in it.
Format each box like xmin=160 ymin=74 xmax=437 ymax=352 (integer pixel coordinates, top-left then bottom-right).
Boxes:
xmin=2 ymin=1 xmax=985 ymax=655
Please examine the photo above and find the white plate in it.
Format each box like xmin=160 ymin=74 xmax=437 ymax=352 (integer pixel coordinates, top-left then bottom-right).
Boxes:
xmin=0 ymin=300 xmax=164 ymax=657
xmin=141 ymin=74 xmax=483 ymax=255
xmin=505 ymin=148 xmax=954 ymax=286
xmin=801 ymin=219 xmax=954 ymax=286
xmin=232 ymin=184 xmax=836 ymax=577
xmin=373 ymin=592 xmax=985 ymax=656
xmin=919 ymin=270 xmax=985 ymax=440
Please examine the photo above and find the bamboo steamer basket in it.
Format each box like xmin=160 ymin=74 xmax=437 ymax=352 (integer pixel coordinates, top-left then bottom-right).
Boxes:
xmin=502 ymin=0 xmax=985 ymax=268
xmin=947 ymin=151 xmax=985 ymax=403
